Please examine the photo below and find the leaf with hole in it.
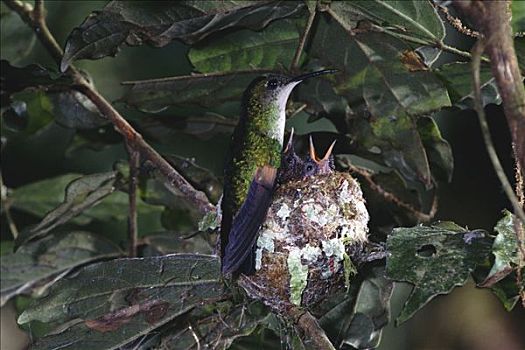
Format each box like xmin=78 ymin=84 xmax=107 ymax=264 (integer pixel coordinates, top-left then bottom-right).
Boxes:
xmin=386 ymin=222 xmax=493 ymax=324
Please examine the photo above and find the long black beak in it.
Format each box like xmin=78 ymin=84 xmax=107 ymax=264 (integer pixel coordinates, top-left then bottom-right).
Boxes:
xmin=288 ymin=69 xmax=338 ymax=83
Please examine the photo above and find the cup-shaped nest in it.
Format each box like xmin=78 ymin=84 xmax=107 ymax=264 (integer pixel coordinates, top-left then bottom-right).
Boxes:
xmin=246 ymin=172 xmax=369 ymax=308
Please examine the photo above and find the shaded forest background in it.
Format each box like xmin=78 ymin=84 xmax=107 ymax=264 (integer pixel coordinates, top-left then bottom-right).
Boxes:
xmin=1 ymin=1 xmax=524 ymax=350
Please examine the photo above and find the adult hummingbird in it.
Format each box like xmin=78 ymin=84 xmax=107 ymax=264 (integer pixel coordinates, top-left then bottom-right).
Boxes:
xmin=221 ymin=70 xmax=336 ymax=275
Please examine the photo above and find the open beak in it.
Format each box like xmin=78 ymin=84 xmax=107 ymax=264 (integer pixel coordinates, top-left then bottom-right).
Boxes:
xmin=288 ymin=69 xmax=338 ymax=83
xmin=309 ymin=136 xmax=337 ymax=163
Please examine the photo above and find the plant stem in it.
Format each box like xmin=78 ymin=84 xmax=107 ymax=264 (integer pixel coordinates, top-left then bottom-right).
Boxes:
xmin=471 ymin=40 xmax=525 ymax=229
xmin=291 ymin=4 xmax=316 ymax=71
xmin=455 ymin=1 xmax=525 ymax=267
xmin=127 ymin=144 xmax=140 ymax=257
xmin=3 ymin=0 xmax=215 ymax=217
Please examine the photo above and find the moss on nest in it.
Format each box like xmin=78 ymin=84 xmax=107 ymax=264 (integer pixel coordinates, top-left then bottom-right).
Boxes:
xmin=247 ymin=172 xmax=369 ymax=307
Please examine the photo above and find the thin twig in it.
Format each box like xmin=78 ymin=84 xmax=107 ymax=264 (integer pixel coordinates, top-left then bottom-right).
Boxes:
xmin=471 ymin=40 xmax=525 ymax=228
xmin=291 ymin=5 xmax=316 ymax=71
xmin=127 ymin=143 xmax=140 ymax=257
xmin=3 ymin=0 xmax=215 ymax=217
xmin=348 ymin=165 xmax=437 ymax=222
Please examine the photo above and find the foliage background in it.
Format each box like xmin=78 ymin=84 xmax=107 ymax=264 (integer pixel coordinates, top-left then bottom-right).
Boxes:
xmin=1 ymin=1 xmax=524 ymax=349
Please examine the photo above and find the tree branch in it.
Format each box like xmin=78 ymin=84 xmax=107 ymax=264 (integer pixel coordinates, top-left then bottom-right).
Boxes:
xmin=453 ymin=0 xmax=525 ymax=177
xmin=3 ymin=0 xmax=215 ymax=216
xmin=471 ymin=39 xmax=525 ymax=228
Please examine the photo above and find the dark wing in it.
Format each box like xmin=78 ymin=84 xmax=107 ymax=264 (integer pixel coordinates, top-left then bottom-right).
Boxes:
xmin=221 ymin=166 xmax=277 ymax=275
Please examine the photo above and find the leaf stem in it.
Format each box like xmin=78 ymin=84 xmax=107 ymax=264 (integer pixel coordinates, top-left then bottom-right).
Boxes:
xmin=3 ymin=0 xmax=215 ymax=217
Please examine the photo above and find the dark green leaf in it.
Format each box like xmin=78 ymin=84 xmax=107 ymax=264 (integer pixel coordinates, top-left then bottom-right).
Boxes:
xmin=511 ymin=0 xmax=525 ymax=34
xmin=166 ymin=154 xmax=223 ymax=203
xmin=12 ymin=172 xmax=120 ymax=246
xmin=0 ymin=60 xmax=69 ymax=106
xmin=61 ymin=1 xmax=305 ymax=71
xmin=189 ymin=19 xmax=303 ymax=73
xmin=0 ymin=4 xmax=36 ymax=63
xmin=1 ymin=61 xmax=106 ymax=130
xmin=435 ymin=62 xmax=500 ymax=109
xmin=386 ymin=222 xmax=493 ymax=324
xmin=285 ymin=113 xmax=338 ymax=135
xmin=18 ymin=254 xmax=224 ymax=350
xmin=329 ymin=0 xmax=445 ymax=42
xmin=160 ymin=301 xmax=272 ymax=350
xmin=121 ymin=71 xmax=263 ymax=113
xmin=487 ymin=272 xmax=521 ymax=311
xmin=310 ymin=17 xmax=451 ymax=188
xmin=318 ymin=266 xmax=393 ymax=349
xmin=0 ymin=232 xmax=120 ymax=306
xmin=141 ymin=233 xmax=213 ymax=256
xmin=417 ymin=116 xmax=453 ymax=182
xmin=479 ymin=210 xmax=520 ymax=287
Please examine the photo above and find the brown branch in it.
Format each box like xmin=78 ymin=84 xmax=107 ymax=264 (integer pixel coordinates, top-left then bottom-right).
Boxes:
xmin=470 ymin=40 xmax=525 ymax=228
xmin=290 ymin=4 xmax=316 ymax=71
xmin=3 ymin=0 xmax=215 ymax=216
xmin=75 ymin=85 xmax=214 ymax=215
xmin=127 ymin=144 xmax=140 ymax=257
xmin=237 ymin=275 xmax=336 ymax=350
xmin=453 ymin=0 xmax=525 ymax=177
xmin=347 ymin=165 xmax=437 ymax=222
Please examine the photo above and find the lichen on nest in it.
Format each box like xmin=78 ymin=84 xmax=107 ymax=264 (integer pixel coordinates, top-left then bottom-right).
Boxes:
xmin=248 ymin=171 xmax=369 ymax=307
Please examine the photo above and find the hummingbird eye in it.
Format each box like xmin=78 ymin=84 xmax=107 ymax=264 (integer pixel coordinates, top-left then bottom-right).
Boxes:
xmin=266 ymin=79 xmax=278 ymax=90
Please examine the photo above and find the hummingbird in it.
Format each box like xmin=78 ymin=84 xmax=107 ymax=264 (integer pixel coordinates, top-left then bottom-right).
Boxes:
xmin=221 ymin=70 xmax=337 ymax=275
xmin=301 ymin=136 xmax=336 ymax=178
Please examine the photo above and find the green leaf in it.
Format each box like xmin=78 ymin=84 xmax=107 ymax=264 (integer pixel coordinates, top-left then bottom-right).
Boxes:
xmin=61 ymin=1 xmax=305 ymax=71
xmin=12 ymin=172 xmax=120 ymax=246
xmin=18 ymin=254 xmax=224 ymax=350
xmin=318 ymin=266 xmax=393 ymax=349
xmin=417 ymin=116 xmax=453 ymax=182
xmin=511 ymin=0 xmax=525 ymax=34
xmin=328 ymin=0 xmax=445 ymax=41
xmin=1 ymin=61 xmax=106 ymax=130
xmin=435 ymin=62 xmax=500 ymax=109
xmin=0 ymin=4 xmax=36 ymax=63
xmin=160 ymin=301 xmax=272 ymax=350
xmin=386 ymin=222 xmax=493 ymax=324
xmin=286 ymin=113 xmax=338 ymax=135
xmin=189 ymin=19 xmax=302 ymax=73
xmin=0 ymin=232 xmax=120 ymax=306
xmin=0 ymin=60 xmax=70 ymax=106
xmin=141 ymin=233 xmax=213 ymax=256
xmin=121 ymin=71 xmax=262 ymax=113
xmin=310 ymin=17 xmax=451 ymax=188
xmin=166 ymin=154 xmax=223 ymax=203
xmin=480 ymin=210 xmax=521 ymax=287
